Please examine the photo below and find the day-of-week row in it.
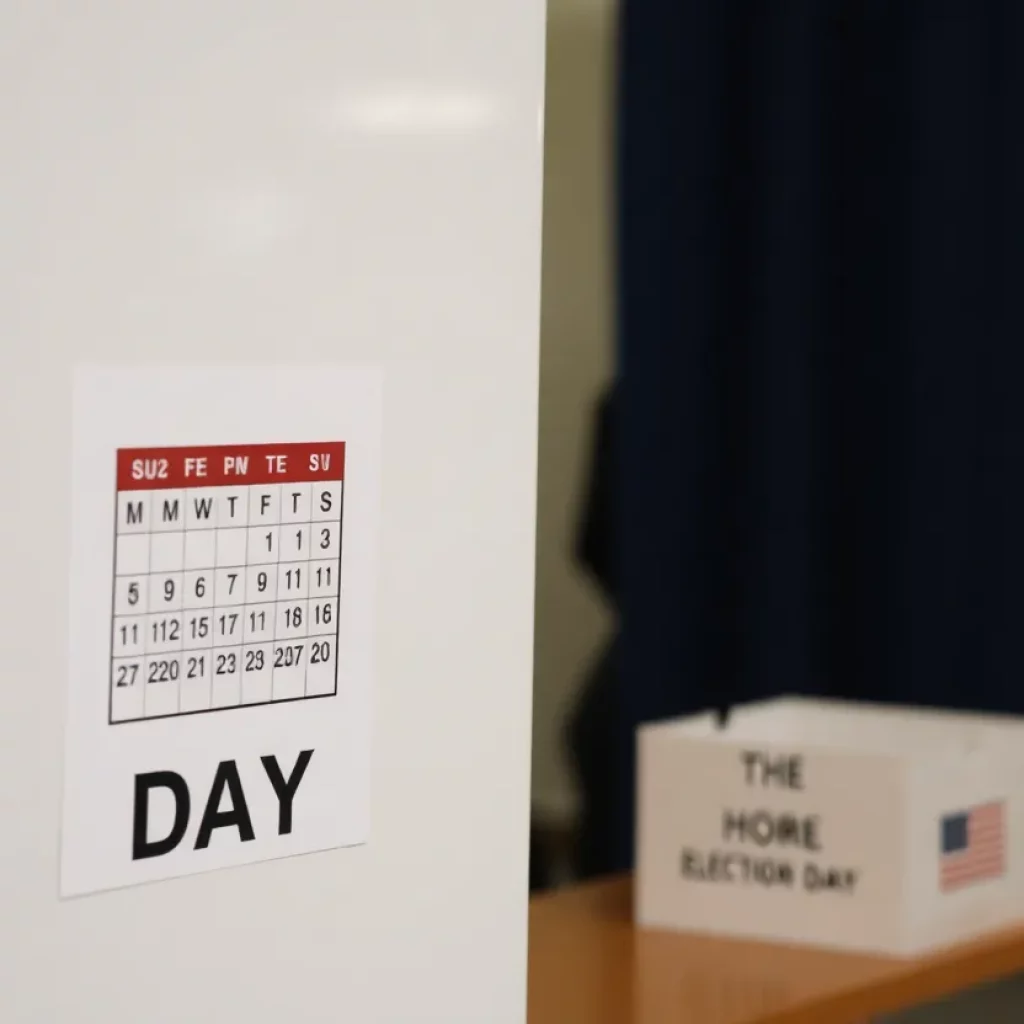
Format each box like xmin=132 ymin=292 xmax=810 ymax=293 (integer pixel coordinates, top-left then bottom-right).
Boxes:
xmin=117 ymin=480 xmax=342 ymax=533
xmin=116 ymin=441 xmax=345 ymax=490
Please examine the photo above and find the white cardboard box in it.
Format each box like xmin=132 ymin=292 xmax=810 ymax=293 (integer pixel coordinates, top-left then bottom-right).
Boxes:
xmin=637 ymin=697 xmax=1024 ymax=956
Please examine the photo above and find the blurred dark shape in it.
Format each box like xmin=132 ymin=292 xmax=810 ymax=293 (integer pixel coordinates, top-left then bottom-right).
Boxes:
xmin=529 ymin=820 xmax=553 ymax=892
xmin=566 ymin=389 xmax=622 ymax=880
xmin=577 ymin=388 xmax=617 ymax=605
xmin=604 ymin=0 xmax=1024 ymax=872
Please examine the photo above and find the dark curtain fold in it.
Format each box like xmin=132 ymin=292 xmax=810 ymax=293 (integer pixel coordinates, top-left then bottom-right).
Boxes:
xmin=613 ymin=0 xmax=1024 ymax=871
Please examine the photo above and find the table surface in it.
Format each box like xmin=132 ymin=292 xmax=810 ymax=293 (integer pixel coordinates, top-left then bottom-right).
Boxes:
xmin=527 ymin=876 xmax=1024 ymax=1024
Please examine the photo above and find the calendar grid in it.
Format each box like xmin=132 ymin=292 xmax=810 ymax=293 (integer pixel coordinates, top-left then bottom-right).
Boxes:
xmin=334 ymin=481 xmax=344 ymax=686
xmin=109 ymin=442 xmax=345 ymax=725
xmin=209 ymin=503 xmax=224 ymax=712
xmin=240 ymin=491 xmax=251 ymax=708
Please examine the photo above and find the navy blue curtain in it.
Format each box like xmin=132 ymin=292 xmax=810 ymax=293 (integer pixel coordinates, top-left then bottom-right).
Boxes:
xmin=614 ymin=1 xmax=1024 ymax=870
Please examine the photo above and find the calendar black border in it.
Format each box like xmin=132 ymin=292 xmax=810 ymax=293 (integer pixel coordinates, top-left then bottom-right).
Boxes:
xmin=108 ymin=446 xmax=344 ymax=726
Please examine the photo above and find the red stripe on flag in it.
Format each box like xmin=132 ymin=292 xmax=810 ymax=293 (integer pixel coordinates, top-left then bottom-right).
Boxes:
xmin=939 ymin=801 xmax=1006 ymax=893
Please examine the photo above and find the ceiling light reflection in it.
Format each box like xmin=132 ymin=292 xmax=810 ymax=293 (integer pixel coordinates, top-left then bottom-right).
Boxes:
xmin=331 ymin=91 xmax=498 ymax=135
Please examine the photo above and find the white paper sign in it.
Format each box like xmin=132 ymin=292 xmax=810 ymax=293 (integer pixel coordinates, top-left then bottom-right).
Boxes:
xmin=637 ymin=699 xmax=1024 ymax=955
xmin=62 ymin=365 xmax=382 ymax=897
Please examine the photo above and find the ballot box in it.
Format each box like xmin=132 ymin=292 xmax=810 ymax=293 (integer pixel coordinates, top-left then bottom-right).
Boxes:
xmin=637 ymin=697 xmax=1024 ymax=956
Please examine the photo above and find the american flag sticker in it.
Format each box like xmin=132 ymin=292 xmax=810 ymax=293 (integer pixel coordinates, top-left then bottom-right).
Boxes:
xmin=939 ymin=801 xmax=1006 ymax=893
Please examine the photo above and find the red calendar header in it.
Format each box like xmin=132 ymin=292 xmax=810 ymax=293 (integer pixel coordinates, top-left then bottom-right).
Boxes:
xmin=116 ymin=442 xmax=345 ymax=490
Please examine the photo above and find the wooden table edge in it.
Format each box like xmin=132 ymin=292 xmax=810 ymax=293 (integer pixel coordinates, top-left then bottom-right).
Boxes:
xmin=529 ymin=875 xmax=1024 ymax=1024
xmin=756 ymin=927 xmax=1024 ymax=1022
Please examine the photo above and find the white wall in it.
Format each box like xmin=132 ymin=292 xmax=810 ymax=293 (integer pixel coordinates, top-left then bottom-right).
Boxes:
xmin=532 ymin=0 xmax=618 ymax=821
xmin=1 ymin=4 xmax=544 ymax=1022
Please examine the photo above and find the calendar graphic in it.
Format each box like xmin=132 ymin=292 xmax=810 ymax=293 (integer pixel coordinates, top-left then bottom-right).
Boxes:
xmin=110 ymin=441 xmax=345 ymax=723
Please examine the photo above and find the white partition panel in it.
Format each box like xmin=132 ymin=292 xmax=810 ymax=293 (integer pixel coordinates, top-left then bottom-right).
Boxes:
xmin=0 ymin=3 xmax=544 ymax=1021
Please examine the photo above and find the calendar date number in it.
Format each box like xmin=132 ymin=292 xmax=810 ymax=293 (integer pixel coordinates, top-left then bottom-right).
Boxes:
xmin=148 ymin=659 xmax=180 ymax=684
xmin=274 ymin=644 xmax=304 ymax=668
xmin=215 ymin=652 xmax=237 ymax=676
xmin=116 ymin=663 xmax=140 ymax=688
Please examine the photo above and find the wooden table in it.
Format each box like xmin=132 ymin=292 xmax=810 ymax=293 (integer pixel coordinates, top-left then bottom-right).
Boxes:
xmin=527 ymin=876 xmax=1024 ymax=1023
